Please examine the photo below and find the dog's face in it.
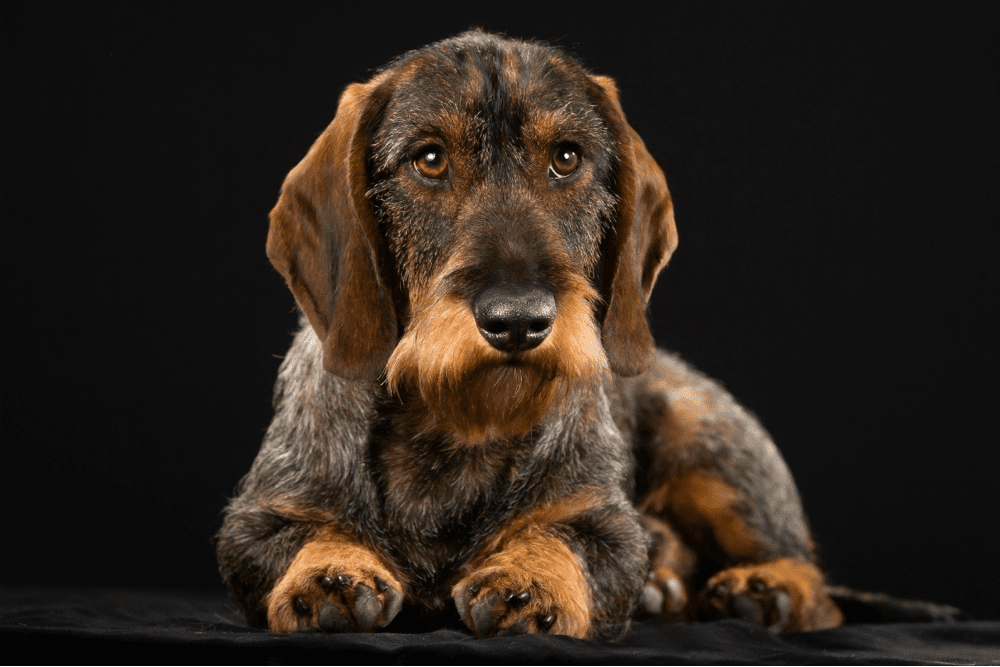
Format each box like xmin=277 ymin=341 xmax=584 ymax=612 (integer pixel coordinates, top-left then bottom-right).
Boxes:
xmin=266 ymin=32 xmax=677 ymax=442
xmin=368 ymin=38 xmax=618 ymax=294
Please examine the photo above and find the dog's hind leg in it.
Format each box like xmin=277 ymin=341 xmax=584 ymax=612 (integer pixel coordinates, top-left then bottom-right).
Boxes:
xmin=626 ymin=350 xmax=843 ymax=631
xmin=637 ymin=512 xmax=698 ymax=620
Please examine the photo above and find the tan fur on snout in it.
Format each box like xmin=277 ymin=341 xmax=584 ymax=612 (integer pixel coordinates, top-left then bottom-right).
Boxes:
xmin=385 ymin=271 xmax=607 ymax=444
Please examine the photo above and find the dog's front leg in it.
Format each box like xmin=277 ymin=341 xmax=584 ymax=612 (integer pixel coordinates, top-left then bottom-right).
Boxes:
xmin=267 ymin=530 xmax=404 ymax=633
xmin=452 ymin=526 xmax=592 ymax=639
xmin=451 ymin=491 xmax=647 ymax=641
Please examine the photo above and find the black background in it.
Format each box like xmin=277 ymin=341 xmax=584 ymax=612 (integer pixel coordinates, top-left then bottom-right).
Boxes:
xmin=2 ymin=3 xmax=996 ymax=620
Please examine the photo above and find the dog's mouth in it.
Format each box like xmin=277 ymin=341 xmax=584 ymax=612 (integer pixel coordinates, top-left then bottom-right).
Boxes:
xmin=488 ymin=355 xmax=559 ymax=384
xmin=495 ymin=353 xmax=529 ymax=367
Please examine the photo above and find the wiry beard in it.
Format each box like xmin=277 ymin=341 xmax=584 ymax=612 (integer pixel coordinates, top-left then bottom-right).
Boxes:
xmin=385 ymin=281 xmax=607 ymax=444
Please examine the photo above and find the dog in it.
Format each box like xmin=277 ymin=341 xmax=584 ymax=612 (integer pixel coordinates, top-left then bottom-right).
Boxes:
xmin=216 ymin=30 xmax=844 ymax=641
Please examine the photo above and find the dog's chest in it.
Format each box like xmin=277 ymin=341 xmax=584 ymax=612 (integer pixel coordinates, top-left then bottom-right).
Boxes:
xmin=372 ymin=435 xmax=527 ymax=537
xmin=368 ymin=435 xmax=534 ymax=601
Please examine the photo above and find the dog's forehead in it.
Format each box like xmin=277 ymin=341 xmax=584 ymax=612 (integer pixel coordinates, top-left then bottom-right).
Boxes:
xmin=402 ymin=38 xmax=588 ymax=106
xmin=375 ymin=35 xmax=609 ymax=161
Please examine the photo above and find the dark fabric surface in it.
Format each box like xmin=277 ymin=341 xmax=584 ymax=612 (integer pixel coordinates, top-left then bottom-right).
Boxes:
xmin=2 ymin=587 xmax=997 ymax=664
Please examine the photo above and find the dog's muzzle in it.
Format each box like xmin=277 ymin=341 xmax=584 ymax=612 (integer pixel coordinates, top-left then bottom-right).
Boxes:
xmin=473 ymin=284 xmax=557 ymax=354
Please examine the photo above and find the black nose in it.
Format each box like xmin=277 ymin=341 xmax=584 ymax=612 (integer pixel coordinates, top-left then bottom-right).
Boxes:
xmin=473 ymin=284 xmax=557 ymax=353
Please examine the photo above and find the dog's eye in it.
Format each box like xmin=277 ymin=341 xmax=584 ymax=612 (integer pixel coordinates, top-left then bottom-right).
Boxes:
xmin=549 ymin=144 xmax=581 ymax=179
xmin=413 ymin=147 xmax=449 ymax=180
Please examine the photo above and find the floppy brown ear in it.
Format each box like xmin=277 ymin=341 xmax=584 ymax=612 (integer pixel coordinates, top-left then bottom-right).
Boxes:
xmin=266 ymin=78 xmax=397 ymax=380
xmin=591 ymin=75 xmax=679 ymax=377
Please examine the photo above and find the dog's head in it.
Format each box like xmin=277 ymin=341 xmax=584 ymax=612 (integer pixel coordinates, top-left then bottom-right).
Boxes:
xmin=267 ymin=31 xmax=677 ymax=441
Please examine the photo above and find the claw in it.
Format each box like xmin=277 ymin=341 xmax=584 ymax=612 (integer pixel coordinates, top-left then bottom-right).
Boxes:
xmin=504 ymin=590 xmax=531 ymax=606
xmin=293 ymin=597 xmax=310 ymax=616
xmin=709 ymin=582 xmax=729 ymax=600
xmin=639 ymin=582 xmax=665 ymax=615
xmin=767 ymin=589 xmax=792 ymax=632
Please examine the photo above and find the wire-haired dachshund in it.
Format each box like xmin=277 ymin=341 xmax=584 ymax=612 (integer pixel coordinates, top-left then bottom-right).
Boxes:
xmin=216 ymin=30 xmax=844 ymax=641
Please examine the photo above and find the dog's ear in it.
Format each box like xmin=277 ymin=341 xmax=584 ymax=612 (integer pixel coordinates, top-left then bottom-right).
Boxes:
xmin=590 ymin=75 xmax=678 ymax=377
xmin=266 ymin=78 xmax=397 ymax=380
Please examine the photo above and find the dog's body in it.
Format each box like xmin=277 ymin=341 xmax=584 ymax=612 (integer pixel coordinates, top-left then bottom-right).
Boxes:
xmin=217 ymin=31 xmax=843 ymax=640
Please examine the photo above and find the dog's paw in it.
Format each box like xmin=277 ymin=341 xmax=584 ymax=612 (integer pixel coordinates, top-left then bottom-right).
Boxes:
xmin=699 ymin=558 xmax=843 ymax=631
xmin=267 ymin=540 xmax=404 ymax=633
xmin=452 ymin=564 xmax=590 ymax=638
xmin=638 ymin=567 xmax=688 ymax=617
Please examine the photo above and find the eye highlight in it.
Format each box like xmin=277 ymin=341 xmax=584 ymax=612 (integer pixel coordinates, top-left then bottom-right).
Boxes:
xmin=549 ymin=144 xmax=581 ymax=179
xmin=413 ymin=146 xmax=449 ymax=180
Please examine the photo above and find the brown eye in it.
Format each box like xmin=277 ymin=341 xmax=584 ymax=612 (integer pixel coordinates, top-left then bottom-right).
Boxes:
xmin=414 ymin=146 xmax=448 ymax=180
xmin=550 ymin=144 xmax=580 ymax=179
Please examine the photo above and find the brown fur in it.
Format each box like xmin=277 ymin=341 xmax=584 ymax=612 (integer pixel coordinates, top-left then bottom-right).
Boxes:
xmin=644 ymin=472 xmax=772 ymax=562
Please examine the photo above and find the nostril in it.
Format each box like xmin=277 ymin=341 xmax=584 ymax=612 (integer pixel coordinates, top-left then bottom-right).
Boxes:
xmin=527 ymin=318 xmax=552 ymax=334
xmin=481 ymin=319 xmax=511 ymax=336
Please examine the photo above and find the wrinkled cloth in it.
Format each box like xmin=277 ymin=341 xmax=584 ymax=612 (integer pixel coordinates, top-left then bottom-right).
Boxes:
xmin=2 ymin=587 xmax=997 ymax=665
